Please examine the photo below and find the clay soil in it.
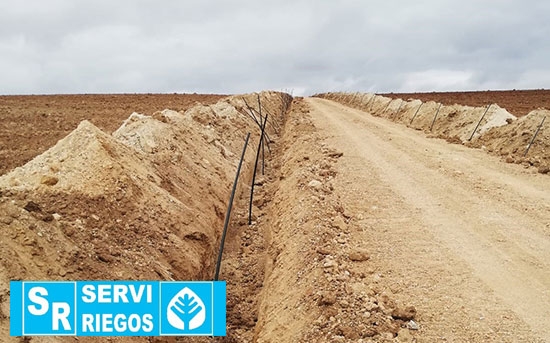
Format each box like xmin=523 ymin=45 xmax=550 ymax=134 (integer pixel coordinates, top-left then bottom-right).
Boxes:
xmin=0 ymin=91 xmax=291 ymax=343
xmin=0 ymin=93 xmax=225 ymax=175
xmin=383 ymin=89 xmax=550 ymax=117
xmin=1 ymin=91 xmax=549 ymax=342
xmin=297 ymin=98 xmax=550 ymax=342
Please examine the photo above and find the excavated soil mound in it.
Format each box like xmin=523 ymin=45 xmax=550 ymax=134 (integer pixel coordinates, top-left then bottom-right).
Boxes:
xmin=0 ymin=91 xmax=290 ymax=341
xmin=0 ymin=93 xmax=225 ymax=176
xmin=316 ymin=92 xmax=549 ymax=173
xmin=470 ymin=109 xmax=550 ymax=172
xmin=382 ymin=89 xmax=550 ymax=117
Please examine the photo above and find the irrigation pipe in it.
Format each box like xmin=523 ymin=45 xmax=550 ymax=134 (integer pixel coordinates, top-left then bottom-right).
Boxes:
xmin=248 ymin=113 xmax=268 ymax=225
xmin=257 ymin=94 xmax=265 ymax=175
xmin=213 ymin=133 xmax=251 ymax=281
xmin=243 ymin=97 xmax=274 ymax=146
xmin=241 ymin=98 xmax=272 ymax=153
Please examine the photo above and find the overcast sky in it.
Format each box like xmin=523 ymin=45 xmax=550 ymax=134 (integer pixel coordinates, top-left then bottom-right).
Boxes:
xmin=1 ymin=0 xmax=549 ymax=95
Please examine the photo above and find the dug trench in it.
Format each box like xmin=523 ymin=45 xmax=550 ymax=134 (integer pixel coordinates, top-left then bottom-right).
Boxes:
xmin=0 ymin=94 xmax=417 ymax=343
xmin=223 ymin=98 xmax=419 ymax=342
xmin=0 ymin=91 xmax=293 ymax=342
xmin=228 ymin=96 xmax=550 ymax=342
xmin=4 ymin=93 xmax=545 ymax=342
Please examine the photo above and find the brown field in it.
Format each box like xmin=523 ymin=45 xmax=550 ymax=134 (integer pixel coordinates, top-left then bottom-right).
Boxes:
xmin=0 ymin=93 xmax=225 ymax=175
xmin=382 ymin=89 xmax=550 ymax=116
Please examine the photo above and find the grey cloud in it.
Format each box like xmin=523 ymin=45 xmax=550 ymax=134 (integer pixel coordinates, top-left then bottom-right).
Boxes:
xmin=0 ymin=0 xmax=549 ymax=95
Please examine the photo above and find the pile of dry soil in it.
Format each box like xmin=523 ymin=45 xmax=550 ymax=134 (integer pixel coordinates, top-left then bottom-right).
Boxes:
xmin=316 ymin=92 xmax=549 ymax=173
xmin=0 ymin=91 xmax=290 ymax=341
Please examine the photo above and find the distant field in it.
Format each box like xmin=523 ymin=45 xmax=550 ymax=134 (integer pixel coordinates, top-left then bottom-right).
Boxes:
xmin=382 ymin=89 xmax=550 ymax=116
xmin=2 ymin=90 xmax=548 ymax=175
xmin=0 ymin=93 xmax=225 ymax=175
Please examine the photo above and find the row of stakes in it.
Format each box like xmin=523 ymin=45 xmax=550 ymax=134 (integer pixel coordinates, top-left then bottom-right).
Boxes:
xmin=330 ymin=92 xmax=546 ymax=157
xmin=214 ymin=93 xmax=292 ymax=281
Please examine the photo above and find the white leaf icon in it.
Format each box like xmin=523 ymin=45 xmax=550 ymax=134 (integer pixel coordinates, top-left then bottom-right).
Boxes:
xmin=167 ymin=286 xmax=206 ymax=330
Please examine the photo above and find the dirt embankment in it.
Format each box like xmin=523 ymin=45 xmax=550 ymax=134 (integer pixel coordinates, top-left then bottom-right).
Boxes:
xmin=315 ymin=92 xmax=550 ymax=174
xmin=0 ymin=91 xmax=291 ymax=342
xmin=0 ymin=93 xmax=225 ymax=175
xmin=303 ymin=97 xmax=550 ymax=342
xmin=382 ymin=89 xmax=550 ymax=117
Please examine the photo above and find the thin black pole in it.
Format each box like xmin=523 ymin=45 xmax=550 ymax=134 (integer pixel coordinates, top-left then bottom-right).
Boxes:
xmin=396 ymin=100 xmax=404 ymax=114
xmin=242 ymin=98 xmax=260 ymax=125
xmin=524 ymin=116 xmax=546 ymax=157
xmin=241 ymin=97 xmax=273 ymax=149
xmin=468 ymin=104 xmax=492 ymax=141
xmin=409 ymin=103 xmax=423 ymax=125
xmin=261 ymin=105 xmax=280 ymax=133
xmin=367 ymin=94 xmax=376 ymax=111
xmin=249 ymin=114 xmax=268 ymax=225
xmin=430 ymin=103 xmax=442 ymax=131
xmin=251 ymin=94 xmax=278 ymax=136
xmin=382 ymin=100 xmax=392 ymax=114
xmin=257 ymin=94 xmax=265 ymax=175
xmin=214 ymin=133 xmax=250 ymax=281
xmin=261 ymin=129 xmax=266 ymax=175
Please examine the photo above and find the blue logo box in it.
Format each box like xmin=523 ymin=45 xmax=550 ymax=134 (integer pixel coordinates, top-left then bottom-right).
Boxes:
xmin=10 ymin=281 xmax=226 ymax=336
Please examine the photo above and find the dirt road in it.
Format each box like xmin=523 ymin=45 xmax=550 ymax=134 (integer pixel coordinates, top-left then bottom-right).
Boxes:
xmin=305 ymin=98 xmax=550 ymax=342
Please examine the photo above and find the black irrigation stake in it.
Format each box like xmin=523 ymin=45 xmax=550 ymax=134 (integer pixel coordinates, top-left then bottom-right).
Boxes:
xmin=257 ymin=94 xmax=265 ymax=175
xmin=256 ymin=94 xmax=279 ymax=132
xmin=468 ymin=104 xmax=492 ymax=141
xmin=256 ymin=95 xmax=280 ymax=134
xmin=257 ymin=95 xmax=263 ymax=126
xmin=524 ymin=116 xmax=546 ymax=157
xmin=243 ymin=97 xmax=262 ymax=124
xmin=237 ymin=106 xmax=272 ymax=151
xmin=382 ymin=100 xmax=392 ymax=114
xmin=259 ymin=100 xmax=279 ymax=148
xmin=248 ymin=113 xmax=268 ymax=225
xmin=214 ymin=133 xmax=251 ymax=281
xmin=242 ymin=97 xmax=273 ymax=152
xmin=360 ymin=93 xmax=368 ymax=106
xmin=242 ymin=97 xmax=260 ymax=125
xmin=261 ymin=123 xmax=266 ymax=175
xmin=239 ymin=106 xmax=258 ymax=125
xmin=366 ymin=95 xmax=375 ymax=110
xmin=264 ymin=106 xmax=281 ymax=133
xmin=409 ymin=103 xmax=423 ymax=125
xmin=430 ymin=103 xmax=442 ymax=132
xmin=245 ymin=95 xmax=277 ymax=137
xmin=396 ymin=100 xmax=404 ymax=114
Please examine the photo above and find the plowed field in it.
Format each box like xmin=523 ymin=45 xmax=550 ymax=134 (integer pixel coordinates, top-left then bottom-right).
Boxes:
xmin=383 ymin=89 xmax=550 ymax=117
xmin=0 ymin=94 xmax=225 ymax=175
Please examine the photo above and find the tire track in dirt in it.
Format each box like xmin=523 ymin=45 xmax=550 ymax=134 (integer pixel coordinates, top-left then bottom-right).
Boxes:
xmin=306 ymin=98 xmax=550 ymax=342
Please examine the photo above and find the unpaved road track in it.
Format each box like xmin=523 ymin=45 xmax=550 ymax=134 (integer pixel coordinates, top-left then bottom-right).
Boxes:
xmin=307 ymin=98 xmax=550 ymax=342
